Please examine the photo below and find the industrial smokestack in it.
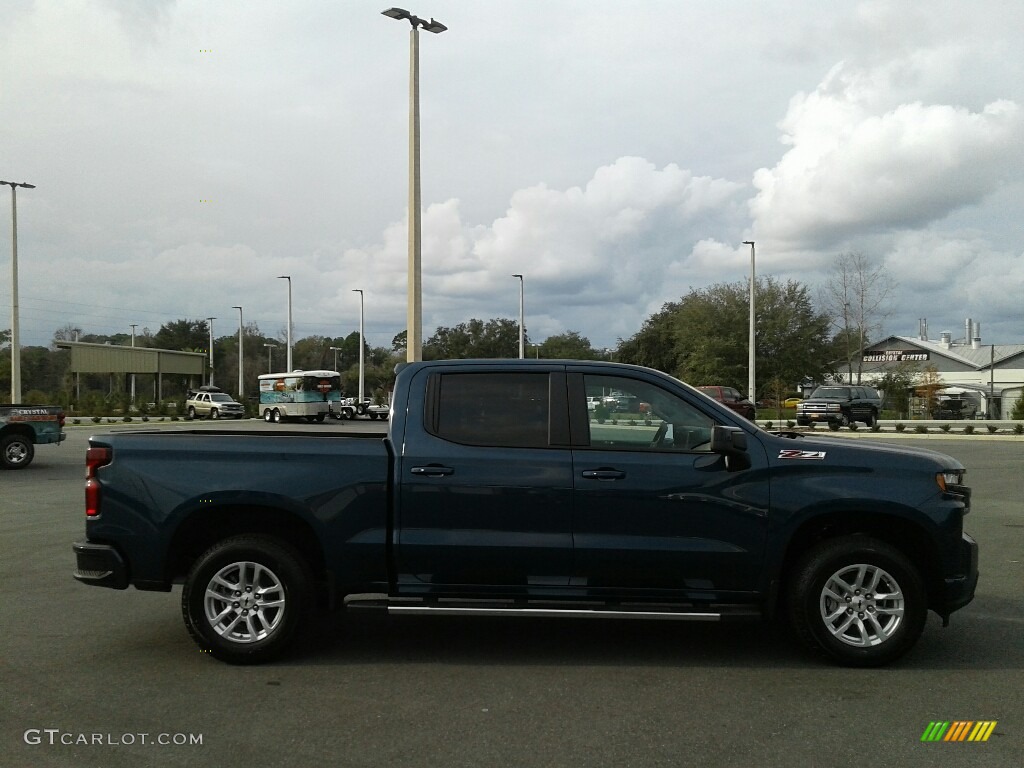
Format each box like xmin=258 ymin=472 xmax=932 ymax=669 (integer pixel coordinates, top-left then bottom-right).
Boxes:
xmin=973 ymin=321 xmax=981 ymax=350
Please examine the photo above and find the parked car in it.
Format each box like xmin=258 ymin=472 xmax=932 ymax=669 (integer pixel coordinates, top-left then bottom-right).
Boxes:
xmin=185 ymin=387 xmax=246 ymax=420
xmin=932 ymin=394 xmax=979 ymax=420
xmin=783 ymin=397 xmax=803 ymax=409
xmin=796 ymin=385 xmax=881 ymax=430
xmin=697 ymin=386 xmax=756 ymax=420
xmin=0 ymin=404 xmax=66 ymax=469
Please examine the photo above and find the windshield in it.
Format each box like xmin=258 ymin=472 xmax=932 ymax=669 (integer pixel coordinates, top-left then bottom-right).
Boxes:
xmin=809 ymin=387 xmax=851 ymax=399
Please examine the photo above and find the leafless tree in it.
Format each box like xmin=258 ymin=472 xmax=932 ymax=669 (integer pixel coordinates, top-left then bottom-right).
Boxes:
xmin=821 ymin=253 xmax=896 ymax=384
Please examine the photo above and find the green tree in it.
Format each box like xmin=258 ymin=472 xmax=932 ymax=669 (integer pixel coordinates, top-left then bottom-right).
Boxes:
xmin=154 ymin=319 xmax=210 ymax=352
xmin=618 ymin=277 xmax=833 ymax=399
xmin=424 ymin=318 xmax=524 ymax=360
xmin=538 ymin=331 xmax=600 ymax=360
xmin=876 ymin=362 xmax=919 ymax=418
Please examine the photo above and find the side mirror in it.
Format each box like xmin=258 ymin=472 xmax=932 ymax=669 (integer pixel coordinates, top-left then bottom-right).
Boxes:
xmin=711 ymin=425 xmax=747 ymax=454
xmin=711 ymin=425 xmax=750 ymax=472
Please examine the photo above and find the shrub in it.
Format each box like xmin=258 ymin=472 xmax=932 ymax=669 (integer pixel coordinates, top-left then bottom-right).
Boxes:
xmin=142 ymin=415 xmax=150 ymax=422
xmin=870 ymin=423 xmax=881 ymax=432
xmin=987 ymin=424 xmax=998 ymax=434
xmin=848 ymin=422 xmax=859 ymax=431
xmin=1015 ymin=423 xmax=1024 ymax=435
xmin=122 ymin=416 xmax=132 ymax=422
xmin=895 ymin=423 xmax=906 ymax=432
xmin=764 ymin=421 xmax=773 ymax=430
xmin=786 ymin=420 xmax=794 ymax=429
xmin=914 ymin=424 xmax=929 ymax=434
xmin=939 ymin=424 xmax=951 ymax=433
xmin=963 ymin=424 xmax=974 ymax=435
xmin=170 ymin=415 xmax=180 ymax=422
xmin=91 ymin=416 xmax=102 ymax=424
xmin=72 ymin=418 xmax=81 ymax=425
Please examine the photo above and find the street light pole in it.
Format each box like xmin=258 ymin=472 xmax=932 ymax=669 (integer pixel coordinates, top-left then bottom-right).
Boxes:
xmin=264 ymin=343 xmax=275 ymax=374
xmin=329 ymin=346 xmax=341 ymax=373
xmin=512 ymin=274 xmax=524 ymax=359
xmin=742 ymin=241 xmax=756 ymax=403
xmin=382 ymin=7 xmax=447 ymax=363
xmin=232 ymin=306 xmax=244 ymax=400
xmin=277 ymin=276 xmax=292 ymax=371
xmin=130 ymin=323 xmax=138 ymax=404
xmin=352 ymin=289 xmax=365 ymax=405
xmin=206 ymin=317 xmax=216 ymax=387
xmin=1 ymin=180 xmax=35 ymax=403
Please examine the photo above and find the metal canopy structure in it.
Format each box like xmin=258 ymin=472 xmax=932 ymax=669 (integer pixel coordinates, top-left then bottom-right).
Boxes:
xmin=55 ymin=341 xmax=206 ymax=401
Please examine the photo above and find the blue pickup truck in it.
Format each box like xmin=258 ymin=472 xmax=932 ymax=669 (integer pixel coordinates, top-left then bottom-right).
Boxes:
xmin=73 ymin=360 xmax=978 ymax=667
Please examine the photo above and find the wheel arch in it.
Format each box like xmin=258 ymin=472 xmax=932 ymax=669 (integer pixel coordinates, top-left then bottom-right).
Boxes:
xmin=165 ymin=505 xmax=328 ymax=599
xmin=770 ymin=510 xmax=943 ymax=617
xmin=1 ymin=424 xmax=35 ymax=441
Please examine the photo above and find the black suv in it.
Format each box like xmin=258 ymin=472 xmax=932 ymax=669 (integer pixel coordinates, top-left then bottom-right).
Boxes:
xmin=796 ymin=385 xmax=881 ymax=430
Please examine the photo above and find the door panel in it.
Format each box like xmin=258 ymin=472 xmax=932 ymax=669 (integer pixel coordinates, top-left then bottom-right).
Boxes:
xmin=395 ymin=369 xmax=574 ymax=590
xmin=571 ymin=372 xmax=769 ymax=598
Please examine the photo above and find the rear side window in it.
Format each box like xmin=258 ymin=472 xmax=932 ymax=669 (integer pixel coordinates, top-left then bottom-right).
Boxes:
xmin=432 ymin=373 xmax=550 ymax=448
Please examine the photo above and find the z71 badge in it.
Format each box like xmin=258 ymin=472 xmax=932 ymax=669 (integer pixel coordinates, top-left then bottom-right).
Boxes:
xmin=778 ymin=449 xmax=827 ymax=460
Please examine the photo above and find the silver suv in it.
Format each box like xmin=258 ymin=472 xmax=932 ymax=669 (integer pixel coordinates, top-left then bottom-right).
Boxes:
xmin=186 ymin=388 xmax=245 ymax=420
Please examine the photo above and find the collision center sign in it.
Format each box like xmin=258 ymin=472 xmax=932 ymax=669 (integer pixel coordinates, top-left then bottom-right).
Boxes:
xmin=863 ymin=350 xmax=930 ymax=363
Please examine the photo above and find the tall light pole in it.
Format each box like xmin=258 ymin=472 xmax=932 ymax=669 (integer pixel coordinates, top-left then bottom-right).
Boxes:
xmin=329 ymin=346 xmax=341 ymax=373
xmin=382 ymin=7 xmax=447 ymax=363
xmin=743 ymin=241 xmax=756 ymax=403
xmin=264 ymin=343 xmax=276 ymax=373
xmin=512 ymin=274 xmax=524 ymax=359
xmin=1 ymin=180 xmax=34 ymax=403
xmin=277 ymin=275 xmax=292 ymax=371
xmin=352 ymin=289 xmax=365 ymax=404
xmin=206 ymin=317 xmax=216 ymax=387
xmin=232 ymin=306 xmax=244 ymax=400
xmin=129 ymin=323 xmax=138 ymax=404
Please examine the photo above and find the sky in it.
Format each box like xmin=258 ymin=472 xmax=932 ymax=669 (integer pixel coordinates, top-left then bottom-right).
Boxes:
xmin=1 ymin=0 xmax=1022 ymax=354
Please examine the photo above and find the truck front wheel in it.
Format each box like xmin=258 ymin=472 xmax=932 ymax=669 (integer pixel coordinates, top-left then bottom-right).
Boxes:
xmin=1 ymin=434 xmax=35 ymax=469
xmin=182 ymin=536 xmax=312 ymax=664
xmin=788 ymin=537 xmax=926 ymax=667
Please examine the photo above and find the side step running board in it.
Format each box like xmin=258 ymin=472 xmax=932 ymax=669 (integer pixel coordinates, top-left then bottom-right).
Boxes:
xmin=386 ymin=606 xmax=721 ymax=621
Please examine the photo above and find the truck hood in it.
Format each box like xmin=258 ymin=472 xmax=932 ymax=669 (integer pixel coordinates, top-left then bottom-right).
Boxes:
xmin=764 ymin=433 xmax=964 ymax=471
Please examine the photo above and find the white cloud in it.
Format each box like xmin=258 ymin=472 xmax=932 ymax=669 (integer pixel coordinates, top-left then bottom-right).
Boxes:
xmin=750 ymin=60 xmax=1024 ymax=250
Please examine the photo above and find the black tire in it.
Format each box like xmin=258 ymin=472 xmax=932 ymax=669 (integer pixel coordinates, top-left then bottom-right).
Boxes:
xmin=1 ymin=434 xmax=35 ymax=469
xmin=788 ymin=536 xmax=927 ymax=667
xmin=315 ymin=413 xmax=326 ymax=423
xmin=864 ymin=410 xmax=877 ymax=428
xmin=355 ymin=402 xmax=367 ymax=416
xmin=271 ymin=409 xmax=281 ymax=423
xmin=210 ymin=408 xmax=219 ymax=420
xmin=369 ymin=412 xmax=379 ymax=420
xmin=263 ymin=409 xmax=273 ymax=423
xmin=181 ymin=535 xmax=313 ymax=665
xmin=187 ymin=406 xmax=197 ymax=420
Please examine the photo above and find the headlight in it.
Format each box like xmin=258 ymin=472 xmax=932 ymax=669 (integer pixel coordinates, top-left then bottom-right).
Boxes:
xmin=936 ymin=470 xmax=964 ymax=492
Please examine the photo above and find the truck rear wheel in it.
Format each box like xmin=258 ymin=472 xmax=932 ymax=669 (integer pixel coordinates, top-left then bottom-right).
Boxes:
xmin=788 ymin=536 xmax=926 ymax=667
xmin=1 ymin=434 xmax=34 ymax=469
xmin=182 ymin=536 xmax=312 ymax=665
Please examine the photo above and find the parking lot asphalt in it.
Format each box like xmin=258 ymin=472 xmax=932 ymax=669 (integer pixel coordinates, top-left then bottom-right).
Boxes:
xmin=3 ymin=425 xmax=1022 ymax=768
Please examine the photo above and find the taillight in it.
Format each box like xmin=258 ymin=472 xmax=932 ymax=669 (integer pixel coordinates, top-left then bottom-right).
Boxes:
xmin=58 ymin=412 xmax=66 ymax=428
xmin=85 ymin=446 xmax=112 ymax=517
